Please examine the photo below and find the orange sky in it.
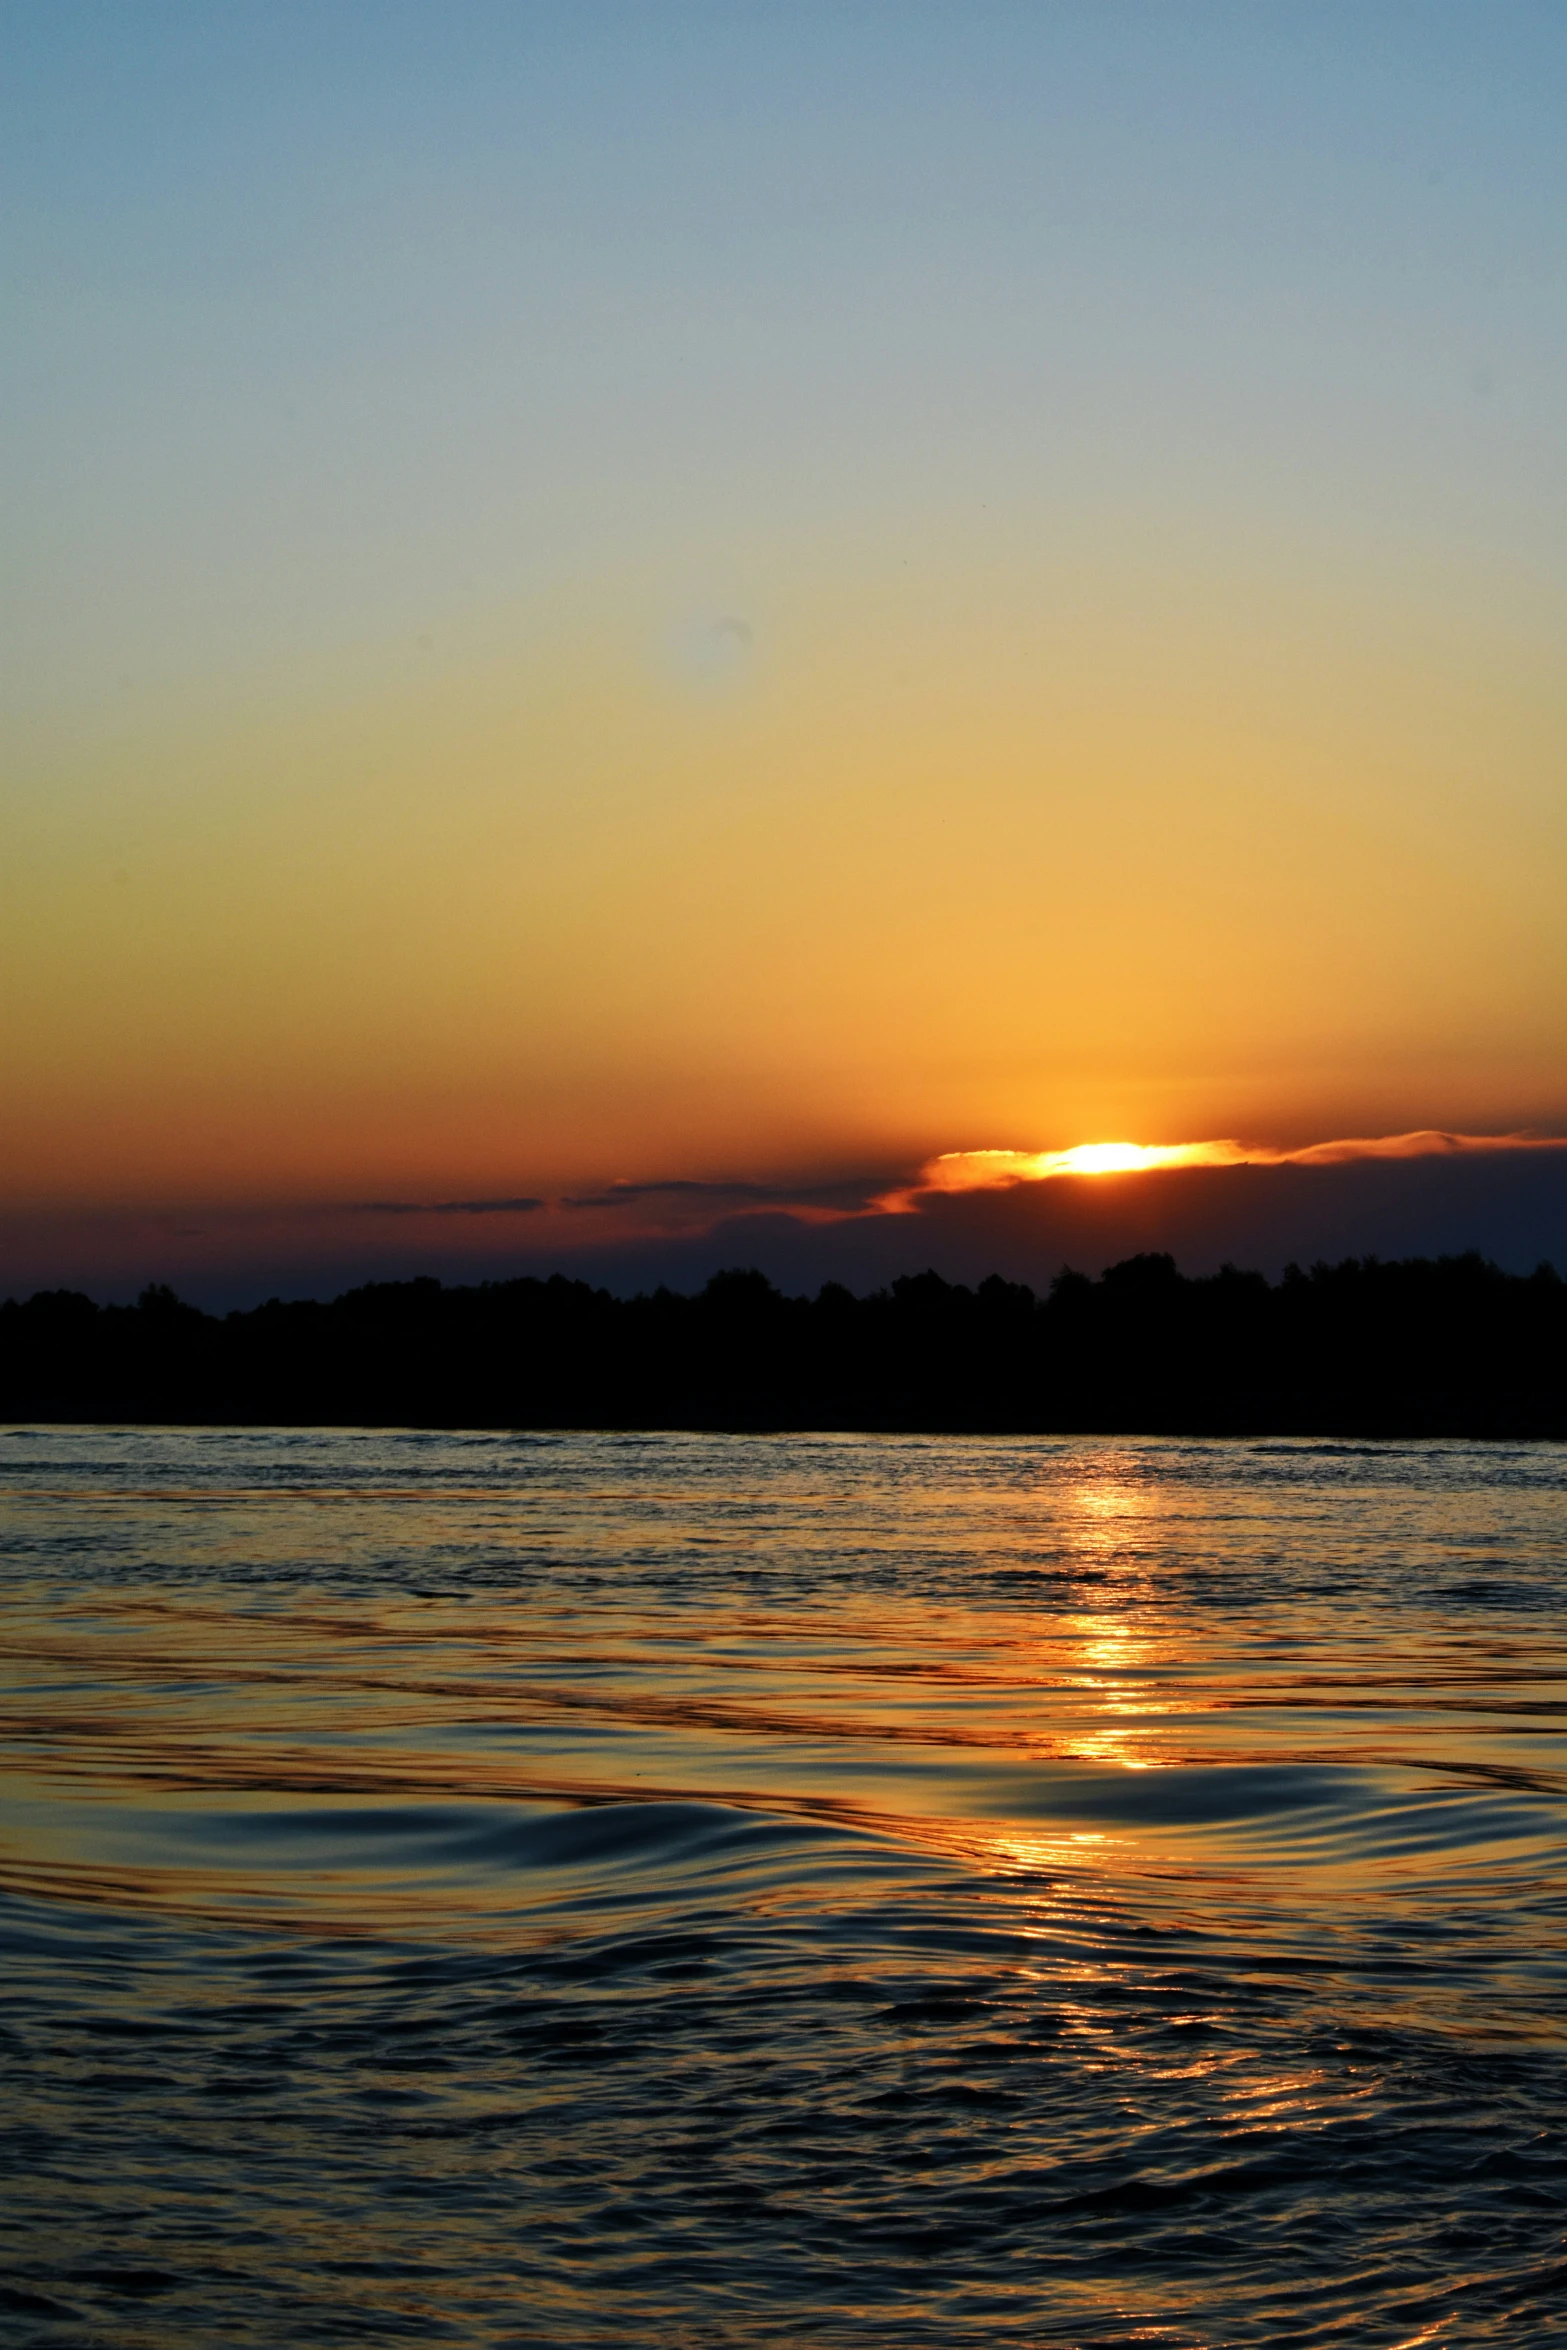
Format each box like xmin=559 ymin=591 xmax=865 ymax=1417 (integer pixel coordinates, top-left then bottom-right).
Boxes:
xmin=7 ymin=548 xmax=1566 ymax=1227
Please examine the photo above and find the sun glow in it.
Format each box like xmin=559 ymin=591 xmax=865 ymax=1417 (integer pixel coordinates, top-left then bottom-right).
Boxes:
xmin=869 ymin=1127 xmax=1565 ymax=1213
xmin=1051 ymin=1142 xmax=1181 ymax=1176
xmin=883 ymin=1140 xmax=1248 ymax=1207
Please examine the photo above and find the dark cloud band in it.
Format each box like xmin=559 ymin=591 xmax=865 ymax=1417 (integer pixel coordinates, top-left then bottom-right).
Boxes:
xmin=355 ymin=1197 xmax=546 ymax=1217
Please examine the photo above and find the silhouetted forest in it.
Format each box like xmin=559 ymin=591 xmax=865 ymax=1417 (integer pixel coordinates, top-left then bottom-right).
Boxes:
xmin=2 ymin=1253 xmax=1565 ymax=1435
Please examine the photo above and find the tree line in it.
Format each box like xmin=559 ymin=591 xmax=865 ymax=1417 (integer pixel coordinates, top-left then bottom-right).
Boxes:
xmin=2 ymin=1251 xmax=1564 ymax=1434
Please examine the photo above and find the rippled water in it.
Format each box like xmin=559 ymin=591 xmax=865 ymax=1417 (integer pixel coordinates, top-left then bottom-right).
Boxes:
xmin=1 ymin=1429 xmax=1563 ymax=2347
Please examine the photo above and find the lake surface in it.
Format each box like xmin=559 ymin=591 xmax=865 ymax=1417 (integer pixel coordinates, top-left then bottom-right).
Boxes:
xmin=1 ymin=1428 xmax=1563 ymax=2347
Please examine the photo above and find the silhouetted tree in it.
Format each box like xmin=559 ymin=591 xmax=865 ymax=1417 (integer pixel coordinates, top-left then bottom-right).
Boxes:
xmin=2 ymin=1251 xmax=1562 ymax=1435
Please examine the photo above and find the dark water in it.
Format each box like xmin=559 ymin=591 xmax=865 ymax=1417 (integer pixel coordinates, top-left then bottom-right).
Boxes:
xmin=1 ymin=1431 xmax=1563 ymax=2347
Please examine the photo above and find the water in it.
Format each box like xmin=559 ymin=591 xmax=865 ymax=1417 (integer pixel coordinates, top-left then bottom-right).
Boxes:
xmin=1 ymin=1430 xmax=1563 ymax=2347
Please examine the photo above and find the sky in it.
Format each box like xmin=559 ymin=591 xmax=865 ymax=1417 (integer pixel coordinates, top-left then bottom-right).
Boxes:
xmin=4 ymin=2 xmax=1566 ymax=1301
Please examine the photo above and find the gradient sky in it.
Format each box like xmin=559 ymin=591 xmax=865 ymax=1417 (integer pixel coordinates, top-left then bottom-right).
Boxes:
xmin=5 ymin=2 xmax=1566 ymax=1293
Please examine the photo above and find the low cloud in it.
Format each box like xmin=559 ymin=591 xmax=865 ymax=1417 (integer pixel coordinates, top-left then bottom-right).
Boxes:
xmin=13 ymin=1131 xmax=1563 ymax=1308
xmin=356 ymin=1196 xmax=546 ymax=1216
xmin=877 ymin=1130 xmax=1567 ymax=1213
xmin=358 ymin=1133 xmax=1565 ymax=1235
xmin=562 ymin=1175 xmax=889 ymax=1221
xmin=1264 ymin=1130 xmax=1564 ymax=1168
xmin=562 ymin=1180 xmax=787 ymax=1210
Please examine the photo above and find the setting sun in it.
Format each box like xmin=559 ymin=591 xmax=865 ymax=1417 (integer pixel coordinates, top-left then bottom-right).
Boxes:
xmin=1053 ymin=1143 xmax=1170 ymax=1177
xmin=888 ymin=1140 xmax=1253 ymax=1207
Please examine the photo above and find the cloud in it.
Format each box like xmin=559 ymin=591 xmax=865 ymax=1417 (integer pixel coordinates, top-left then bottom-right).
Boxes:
xmin=13 ymin=1132 xmax=1563 ymax=1309
xmin=876 ymin=1130 xmax=1567 ymax=1212
xmin=561 ymin=1174 xmax=891 ymax=1220
xmin=364 ymin=1133 xmax=1567 ymax=1236
xmin=356 ymin=1196 xmax=546 ymax=1216
xmin=562 ymin=1179 xmax=784 ymax=1210
xmin=349 ymin=1135 xmax=1565 ymax=1241
xmin=1265 ymin=1130 xmax=1562 ymax=1167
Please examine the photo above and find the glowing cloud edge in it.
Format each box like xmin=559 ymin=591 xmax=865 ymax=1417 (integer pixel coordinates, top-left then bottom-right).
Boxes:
xmin=872 ymin=1131 xmax=1566 ymax=1215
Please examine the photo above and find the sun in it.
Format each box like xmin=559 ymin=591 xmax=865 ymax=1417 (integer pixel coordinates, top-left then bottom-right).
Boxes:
xmin=1053 ymin=1142 xmax=1161 ymax=1176
xmin=876 ymin=1135 xmax=1257 ymax=1212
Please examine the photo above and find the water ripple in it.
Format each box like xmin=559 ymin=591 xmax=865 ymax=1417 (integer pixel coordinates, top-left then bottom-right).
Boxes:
xmin=1 ymin=1429 xmax=1563 ymax=2344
